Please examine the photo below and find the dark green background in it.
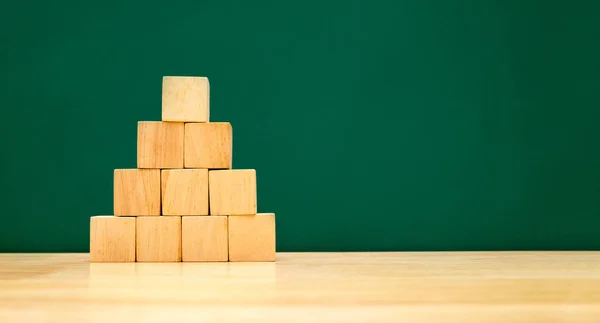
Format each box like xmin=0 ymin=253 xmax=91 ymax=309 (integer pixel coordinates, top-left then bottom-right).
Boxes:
xmin=1 ymin=1 xmax=599 ymax=252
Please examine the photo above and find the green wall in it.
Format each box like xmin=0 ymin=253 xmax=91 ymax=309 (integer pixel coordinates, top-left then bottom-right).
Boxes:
xmin=1 ymin=1 xmax=599 ymax=252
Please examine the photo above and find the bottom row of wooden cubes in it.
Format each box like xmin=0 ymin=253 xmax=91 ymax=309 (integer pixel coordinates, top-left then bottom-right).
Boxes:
xmin=90 ymin=213 xmax=275 ymax=262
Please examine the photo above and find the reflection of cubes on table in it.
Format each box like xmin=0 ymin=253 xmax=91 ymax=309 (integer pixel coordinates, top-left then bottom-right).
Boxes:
xmin=137 ymin=121 xmax=184 ymax=169
xmin=228 ymin=213 xmax=276 ymax=262
xmin=182 ymin=216 xmax=228 ymax=262
xmin=209 ymin=169 xmax=257 ymax=215
xmin=162 ymin=76 xmax=210 ymax=122
xmin=161 ymin=169 xmax=209 ymax=216
xmin=136 ymin=216 xmax=182 ymax=262
xmin=90 ymin=216 xmax=136 ymax=262
xmin=184 ymin=122 xmax=232 ymax=169
xmin=114 ymin=169 xmax=160 ymax=216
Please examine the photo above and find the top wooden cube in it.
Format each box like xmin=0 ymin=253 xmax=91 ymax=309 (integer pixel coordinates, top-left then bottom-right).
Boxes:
xmin=162 ymin=76 xmax=210 ymax=122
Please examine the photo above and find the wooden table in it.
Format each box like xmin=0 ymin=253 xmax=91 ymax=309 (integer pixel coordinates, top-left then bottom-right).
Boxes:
xmin=1 ymin=252 xmax=599 ymax=322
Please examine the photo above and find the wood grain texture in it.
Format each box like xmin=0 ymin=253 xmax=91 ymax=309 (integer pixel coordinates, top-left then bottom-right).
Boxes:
xmin=137 ymin=121 xmax=184 ymax=169
xmin=182 ymin=216 xmax=228 ymax=262
xmin=162 ymin=76 xmax=210 ymax=122
xmin=209 ymin=169 xmax=257 ymax=215
xmin=161 ymin=169 xmax=209 ymax=216
xmin=136 ymin=216 xmax=182 ymax=262
xmin=113 ymin=169 xmax=160 ymax=216
xmin=228 ymin=213 xmax=275 ymax=262
xmin=2 ymin=252 xmax=600 ymax=323
xmin=89 ymin=216 xmax=135 ymax=262
xmin=184 ymin=122 xmax=232 ymax=169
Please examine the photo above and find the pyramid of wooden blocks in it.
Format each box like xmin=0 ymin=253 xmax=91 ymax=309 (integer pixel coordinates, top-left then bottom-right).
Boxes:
xmin=90 ymin=76 xmax=276 ymax=263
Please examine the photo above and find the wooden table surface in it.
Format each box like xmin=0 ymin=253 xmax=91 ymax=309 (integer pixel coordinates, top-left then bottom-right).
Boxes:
xmin=1 ymin=252 xmax=600 ymax=322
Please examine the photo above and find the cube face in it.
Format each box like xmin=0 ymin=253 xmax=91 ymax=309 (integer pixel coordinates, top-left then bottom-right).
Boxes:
xmin=228 ymin=213 xmax=275 ymax=262
xmin=114 ymin=169 xmax=160 ymax=216
xmin=182 ymin=216 xmax=228 ymax=262
xmin=184 ymin=122 xmax=232 ymax=169
xmin=209 ymin=170 xmax=257 ymax=215
xmin=161 ymin=169 xmax=209 ymax=215
xmin=162 ymin=76 xmax=210 ymax=122
xmin=136 ymin=216 xmax=182 ymax=262
xmin=137 ymin=121 xmax=184 ymax=169
xmin=90 ymin=216 xmax=136 ymax=262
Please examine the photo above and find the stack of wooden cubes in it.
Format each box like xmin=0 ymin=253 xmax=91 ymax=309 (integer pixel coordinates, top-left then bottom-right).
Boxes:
xmin=89 ymin=76 xmax=276 ymax=262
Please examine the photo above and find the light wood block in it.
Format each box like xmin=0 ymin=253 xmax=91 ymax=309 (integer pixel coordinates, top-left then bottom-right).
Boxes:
xmin=114 ymin=169 xmax=160 ymax=216
xmin=209 ymin=169 xmax=257 ymax=215
xmin=90 ymin=216 xmax=136 ymax=262
xmin=161 ymin=169 xmax=209 ymax=216
xmin=136 ymin=216 xmax=182 ymax=262
xmin=162 ymin=76 xmax=210 ymax=122
xmin=182 ymin=216 xmax=228 ymax=262
xmin=184 ymin=122 xmax=232 ymax=169
xmin=228 ymin=213 xmax=276 ymax=262
xmin=137 ymin=121 xmax=184 ymax=169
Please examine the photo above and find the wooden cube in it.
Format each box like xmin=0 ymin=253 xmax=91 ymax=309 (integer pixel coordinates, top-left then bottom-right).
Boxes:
xmin=184 ymin=122 xmax=232 ymax=169
xmin=114 ymin=169 xmax=160 ymax=216
xmin=162 ymin=169 xmax=209 ymax=216
xmin=136 ymin=216 xmax=182 ymax=262
xmin=209 ymin=169 xmax=257 ymax=215
xmin=182 ymin=216 xmax=228 ymax=262
xmin=137 ymin=121 xmax=184 ymax=169
xmin=90 ymin=216 xmax=136 ymax=262
xmin=228 ymin=213 xmax=276 ymax=262
xmin=162 ymin=76 xmax=210 ymax=122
